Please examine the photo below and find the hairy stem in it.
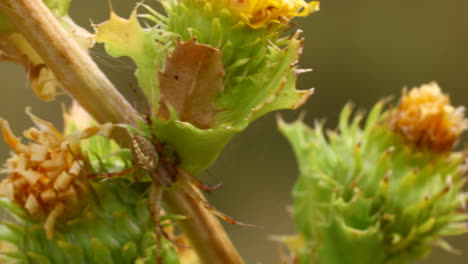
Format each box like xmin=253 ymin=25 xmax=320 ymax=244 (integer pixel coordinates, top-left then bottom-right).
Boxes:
xmin=0 ymin=0 xmax=244 ymax=263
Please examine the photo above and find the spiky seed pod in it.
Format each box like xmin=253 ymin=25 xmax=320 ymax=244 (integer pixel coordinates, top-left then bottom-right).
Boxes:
xmin=279 ymin=83 xmax=468 ymax=264
xmin=0 ymin=107 xmax=181 ymax=264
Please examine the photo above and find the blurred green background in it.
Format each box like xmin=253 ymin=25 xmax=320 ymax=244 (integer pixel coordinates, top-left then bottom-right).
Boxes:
xmin=0 ymin=0 xmax=467 ymax=263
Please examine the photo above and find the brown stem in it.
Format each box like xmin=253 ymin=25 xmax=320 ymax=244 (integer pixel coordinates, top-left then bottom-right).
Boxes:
xmin=165 ymin=184 xmax=245 ymax=264
xmin=0 ymin=0 xmax=136 ymax=126
xmin=0 ymin=0 xmax=244 ymax=263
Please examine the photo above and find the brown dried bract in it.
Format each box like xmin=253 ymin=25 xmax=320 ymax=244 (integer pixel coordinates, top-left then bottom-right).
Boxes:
xmin=0 ymin=33 xmax=61 ymax=101
xmin=0 ymin=22 xmax=94 ymax=102
xmin=158 ymin=38 xmax=225 ymax=129
xmin=389 ymin=82 xmax=467 ymax=152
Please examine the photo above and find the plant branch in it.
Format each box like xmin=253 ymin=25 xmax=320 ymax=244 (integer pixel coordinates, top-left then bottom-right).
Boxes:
xmin=0 ymin=0 xmax=244 ymax=263
xmin=0 ymin=0 xmax=137 ymax=127
xmin=164 ymin=184 xmax=245 ymax=264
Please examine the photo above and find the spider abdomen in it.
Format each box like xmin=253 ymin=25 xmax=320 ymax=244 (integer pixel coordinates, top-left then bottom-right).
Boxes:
xmin=131 ymin=134 xmax=159 ymax=171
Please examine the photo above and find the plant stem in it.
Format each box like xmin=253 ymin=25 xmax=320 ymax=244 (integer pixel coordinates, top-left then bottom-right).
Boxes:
xmin=0 ymin=0 xmax=244 ymax=263
xmin=0 ymin=0 xmax=136 ymax=126
xmin=165 ymin=184 xmax=245 ymax=264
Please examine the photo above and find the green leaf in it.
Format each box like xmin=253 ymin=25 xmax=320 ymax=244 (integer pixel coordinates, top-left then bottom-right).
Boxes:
xmin=121 ymin=242 xmax=138 ymax=264
xmin=318 ymin=218 xmax=385 ymax=264
xmin=26 ymin=252 xmax=52 ymax=264
xmin=43 ymin=0 xmax=71 ymax=17
xmin=215 ymin=34 xmax=313 ymax=127
xmin=0 ymin=226 xmax=21 ymax=247
xmin=1 ymin=251 xmax=28 ymax=264
xmin=94 ymin=10 xmax=162 ymax=110
xmin=160 ymin=239 xmax=180 ymax=264
xmin=57 ymin=241 xmax=86 ymax=264
xmin=0 ymin=198 xmax=27 ymax=219
xmin=91 ymin=238 xmax=114 ymax=264
xmin=148 ymin=117 xmax=236 ymax=174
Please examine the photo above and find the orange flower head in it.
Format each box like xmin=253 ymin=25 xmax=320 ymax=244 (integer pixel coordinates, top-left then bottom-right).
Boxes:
xmin=390 ymin=82 xmax=467 ymax=152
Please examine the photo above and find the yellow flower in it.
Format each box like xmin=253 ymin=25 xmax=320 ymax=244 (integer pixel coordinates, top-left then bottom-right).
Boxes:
xmin=225 ymin=0 xmax=320 ymax=28
xmin=389 ymin=82 xmax=467 ymax=152
xmin=0 ymin=108 xmax=112 ymax=239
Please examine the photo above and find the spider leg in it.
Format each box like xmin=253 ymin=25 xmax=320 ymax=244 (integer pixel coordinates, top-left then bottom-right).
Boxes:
xmin=182 ymin=183 xmax=259 ymax=228
xmin=149 ymin=184 xmax=164 ymax=264
xmin=142 ymin=113 xmax=165 ymax=153
xmin=88 ymin=167 xmax=135 ymax=181
xmin=179 ymin=168 xmax=222 ymax=192
xmin=192 ymin=178 xmax=222 ymax=193
xmin=66 ymin=141 xmax=138 ymax=181
xmin=158 ymin=223 xmax=191 ymax=249
xmin=66 ymin=143 xmax=124 ymax=181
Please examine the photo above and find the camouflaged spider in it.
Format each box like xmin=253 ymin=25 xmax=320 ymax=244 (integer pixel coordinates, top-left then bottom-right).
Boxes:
xmin=129 ymin=114 xmax=222 ymax=192
xmin=130 ymin=113 xmax=256 ymax=221
xmin=115 ymin=114 xmax=255 ymax=263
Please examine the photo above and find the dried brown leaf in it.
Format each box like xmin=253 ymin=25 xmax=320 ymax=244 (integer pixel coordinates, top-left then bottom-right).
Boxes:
xmin=0 ymin=33 xmax=62 ymax=101
xmin=158 ymin=39 xmax=225 ymax=129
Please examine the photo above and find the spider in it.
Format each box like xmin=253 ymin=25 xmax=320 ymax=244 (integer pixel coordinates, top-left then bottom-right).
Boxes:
xmin=92 ymin=112 xmax=255 ymax=263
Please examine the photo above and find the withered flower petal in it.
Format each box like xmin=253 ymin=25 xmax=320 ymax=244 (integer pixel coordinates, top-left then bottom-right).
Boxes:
xmin=0 ymin=108 xmax=112 ymax=239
